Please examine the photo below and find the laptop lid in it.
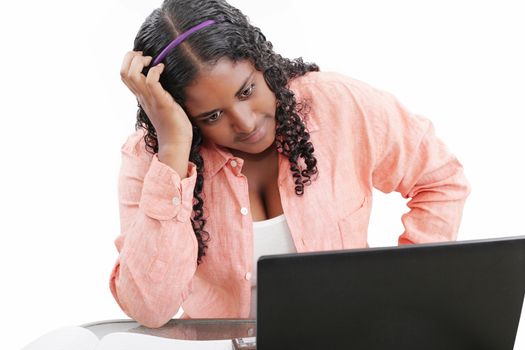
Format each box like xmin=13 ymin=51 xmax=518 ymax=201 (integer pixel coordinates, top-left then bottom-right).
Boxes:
xmin=256 ymin=236 xmax=525 ymax=350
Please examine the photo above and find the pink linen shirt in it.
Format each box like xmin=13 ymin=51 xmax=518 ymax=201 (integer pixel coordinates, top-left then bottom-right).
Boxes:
xmin=109 ymin=72 xmax=470 ymax=328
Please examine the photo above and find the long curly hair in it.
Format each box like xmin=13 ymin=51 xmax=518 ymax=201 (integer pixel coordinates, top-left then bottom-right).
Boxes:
xmin=133 ymin=0 xmax=319 ymax=264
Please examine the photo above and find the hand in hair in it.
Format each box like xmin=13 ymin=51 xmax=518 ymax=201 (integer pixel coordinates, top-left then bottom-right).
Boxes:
xmin=120 ymin=51 xmax=193 ymax=148
xmin=120 ymin=50 xmax=193 ymax=178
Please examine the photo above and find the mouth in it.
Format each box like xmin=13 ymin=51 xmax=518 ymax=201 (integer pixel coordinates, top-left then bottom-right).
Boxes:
xmin=238 ymin=119 xmax=267 ymax=144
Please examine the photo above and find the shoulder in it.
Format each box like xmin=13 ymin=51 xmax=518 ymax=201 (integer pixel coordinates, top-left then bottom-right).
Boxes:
xmin=288 ymin=71 xmax=384 ymax=102
xmin=288 ymin=71 xmax=395 ymax=132
xmin=287 ymin=71 xmax=404 ymax=129
xmin=289 ymin=71 xmax=426 ymax=127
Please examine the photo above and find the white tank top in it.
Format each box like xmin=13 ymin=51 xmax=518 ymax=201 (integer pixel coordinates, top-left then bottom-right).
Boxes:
xmin=249 ymin=214 xmax=296 ymax=318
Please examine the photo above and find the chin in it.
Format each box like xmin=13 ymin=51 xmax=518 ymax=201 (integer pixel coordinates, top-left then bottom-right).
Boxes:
xmin=232 ymin=133 xmax=276 ymax=156
xmin=254 ymin=140 xmax=275 ymax=154
xmin=241 ymin=141 xmax=272 ymax=154
xmin=229 ymin=117 xmax=277 ymax=155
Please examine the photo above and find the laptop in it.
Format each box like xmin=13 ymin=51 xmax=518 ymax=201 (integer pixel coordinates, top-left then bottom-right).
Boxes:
xmin=256 ymin=236 xmax=525 ymax=350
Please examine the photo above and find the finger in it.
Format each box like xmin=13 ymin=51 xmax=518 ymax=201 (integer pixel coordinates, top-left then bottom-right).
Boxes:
xmin=120 ymin=51 xmax=142 ymax=89
xmin=127 ymin=54 xmax=153 ymax=93
xmin=145 ymin=63 xmax=169 ymax=102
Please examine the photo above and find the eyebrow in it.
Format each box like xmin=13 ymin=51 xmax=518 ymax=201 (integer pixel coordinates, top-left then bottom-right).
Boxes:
xmin=192 ymin=70 xmax=255 ymax=120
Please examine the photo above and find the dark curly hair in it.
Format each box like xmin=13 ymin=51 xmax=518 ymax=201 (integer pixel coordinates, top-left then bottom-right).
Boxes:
xmin=133 ymin=0 xmax=319 ymax=264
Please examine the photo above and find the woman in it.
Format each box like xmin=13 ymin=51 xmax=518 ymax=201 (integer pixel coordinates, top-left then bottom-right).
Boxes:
xmin=110 ymin=0 xmax=470 ymax=327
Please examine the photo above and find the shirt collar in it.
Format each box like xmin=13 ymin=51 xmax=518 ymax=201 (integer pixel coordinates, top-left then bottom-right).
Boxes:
xmin=201 ymin=139 xmax=233 ymax=179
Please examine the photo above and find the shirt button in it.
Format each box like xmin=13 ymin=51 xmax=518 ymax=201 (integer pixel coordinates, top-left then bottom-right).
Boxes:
xmin=245 ymin=272 xmax=252 ymax=280
xmin=230 ymin=160 xmax=238 ymax=168
xmin=172 ymin=197 xmax=181 ymax=206
xmin=240 ymin=207 xmax=249 ymax=215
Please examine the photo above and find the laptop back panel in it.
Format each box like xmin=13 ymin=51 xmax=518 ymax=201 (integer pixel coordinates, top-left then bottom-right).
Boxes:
xmin=257 ymin=237 xmax=525 ymax=350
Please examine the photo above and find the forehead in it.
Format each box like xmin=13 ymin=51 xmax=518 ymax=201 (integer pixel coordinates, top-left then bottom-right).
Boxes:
xmin=184 ymin=58 xmax=255 ymax=112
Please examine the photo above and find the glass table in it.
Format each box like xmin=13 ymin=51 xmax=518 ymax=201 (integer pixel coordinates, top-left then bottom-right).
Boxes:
xmin=82 ymin=319 xmax=256 ymax=341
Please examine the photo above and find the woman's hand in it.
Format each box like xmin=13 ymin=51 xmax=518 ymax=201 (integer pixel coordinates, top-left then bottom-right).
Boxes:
xmin=120 ymin=51 xmax=193 ymax=149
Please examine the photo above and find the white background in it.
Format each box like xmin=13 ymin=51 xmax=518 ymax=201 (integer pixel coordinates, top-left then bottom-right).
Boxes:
xmin=1 ymin=0 xmax=524 ymax=348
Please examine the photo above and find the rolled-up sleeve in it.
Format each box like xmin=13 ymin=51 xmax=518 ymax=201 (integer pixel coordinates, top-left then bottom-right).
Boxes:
xmin=140 ymin=154 xmax=196 ymax=222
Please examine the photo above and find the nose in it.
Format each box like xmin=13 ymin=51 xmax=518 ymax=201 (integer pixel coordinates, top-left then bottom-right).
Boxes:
xmin=230 ymin=103 xmax=256 ymax=134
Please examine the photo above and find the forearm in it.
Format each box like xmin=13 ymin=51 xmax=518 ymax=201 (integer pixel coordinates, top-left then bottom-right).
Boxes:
xmin=110 ymin=214 xmax=197 ymax=328
xmin=158 ymin=140 xmax=192 ymax=180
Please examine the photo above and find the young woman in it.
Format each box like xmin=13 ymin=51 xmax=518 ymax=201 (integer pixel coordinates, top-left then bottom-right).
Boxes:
xmin=110 ymin=0 xmax=470 ymax=327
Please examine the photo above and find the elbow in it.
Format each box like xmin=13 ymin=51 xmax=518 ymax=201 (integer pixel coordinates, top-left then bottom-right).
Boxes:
xmin=132 ymin=311 xmax=173 ymax=329
xmin=110 ymin=266 xmax=181 ymax=329
xmin=114 ymin=285 xmax=180 ymax=329
xmin=454 ymin=162 xmax=472 ymax=201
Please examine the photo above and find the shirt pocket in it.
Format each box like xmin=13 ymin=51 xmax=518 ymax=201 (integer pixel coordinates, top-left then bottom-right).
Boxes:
xmin=337 ymin=196 xmax=371 ymax=249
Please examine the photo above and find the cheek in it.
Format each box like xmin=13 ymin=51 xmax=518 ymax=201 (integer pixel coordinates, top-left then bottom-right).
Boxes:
xmin=200 ymin=125 xmax=232 ymax=144
xmin=259 ymin=89 xmax=276 ymax=112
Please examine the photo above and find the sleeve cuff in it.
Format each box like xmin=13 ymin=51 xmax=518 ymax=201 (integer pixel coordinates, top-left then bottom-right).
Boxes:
xmin=139 ymin=155 xmax=197 ymax=222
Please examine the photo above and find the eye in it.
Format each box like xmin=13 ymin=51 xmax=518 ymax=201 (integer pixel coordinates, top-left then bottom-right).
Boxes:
xmin=204 ymin=111 xmax=222 ymax=124
xmin=240 ymin=83 xmax=255 ymax=99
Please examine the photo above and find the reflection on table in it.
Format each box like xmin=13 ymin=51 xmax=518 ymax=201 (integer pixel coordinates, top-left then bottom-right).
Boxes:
xmin=82 ymin=319 xmax=256 ymax=341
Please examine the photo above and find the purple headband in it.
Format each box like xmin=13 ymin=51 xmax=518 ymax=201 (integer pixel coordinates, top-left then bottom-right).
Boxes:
xmin=151 ymin=19 xmax=216 ymax=67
